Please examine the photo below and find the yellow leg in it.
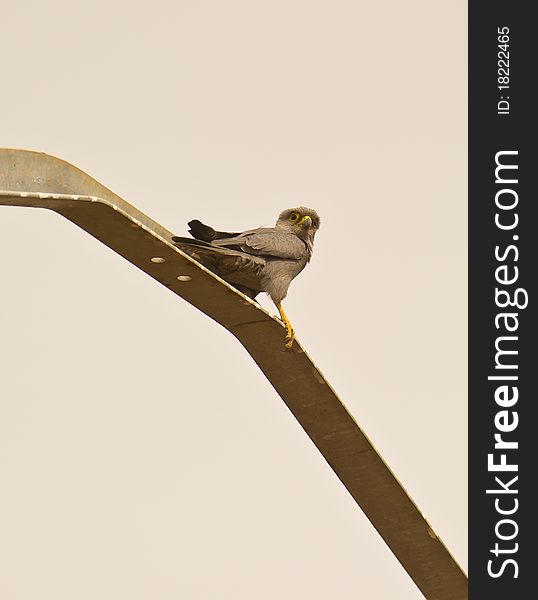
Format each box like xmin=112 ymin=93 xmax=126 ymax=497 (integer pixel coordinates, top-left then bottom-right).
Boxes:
xmin=276 ymin=302 xmax=295 ymax=348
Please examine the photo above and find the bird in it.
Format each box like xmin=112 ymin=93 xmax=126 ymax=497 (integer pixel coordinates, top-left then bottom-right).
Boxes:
xmin=171 ymin=207 xmax=320 ymax=348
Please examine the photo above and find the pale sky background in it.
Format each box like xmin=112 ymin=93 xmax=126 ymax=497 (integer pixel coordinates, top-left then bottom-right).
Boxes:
xmin=1 ymin=2 xmax=466 ymax=598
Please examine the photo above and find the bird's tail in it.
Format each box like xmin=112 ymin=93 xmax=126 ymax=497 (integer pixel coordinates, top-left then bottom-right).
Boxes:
xmin=187 ymin=219 xmax=239 ymax=242
xmin=171 ymin=236 xmax=214 ymax=248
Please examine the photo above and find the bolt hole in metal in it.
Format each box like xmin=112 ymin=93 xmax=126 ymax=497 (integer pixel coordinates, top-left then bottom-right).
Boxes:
xmin=177 ymin=275 xmax=192 ymax=282
xmin=151 ymin=257 xmax=166 ymax=263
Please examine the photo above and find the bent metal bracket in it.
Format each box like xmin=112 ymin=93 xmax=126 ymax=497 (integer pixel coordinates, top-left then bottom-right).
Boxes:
xmin=0 ymin=149 xmax=467 ymax=600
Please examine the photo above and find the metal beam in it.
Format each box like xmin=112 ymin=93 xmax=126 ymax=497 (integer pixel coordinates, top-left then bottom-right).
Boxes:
xmin=0 ymin=148 xmax=467 ymax=600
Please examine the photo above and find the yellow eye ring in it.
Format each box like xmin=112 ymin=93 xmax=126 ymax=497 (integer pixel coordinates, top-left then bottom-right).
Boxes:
xmin=289 ymin=212 xmax=300 ymax=222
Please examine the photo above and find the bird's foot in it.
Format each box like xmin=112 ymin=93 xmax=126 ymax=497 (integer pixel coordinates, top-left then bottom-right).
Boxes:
xmin=285 ymin=326 xmax=295 ymax=349
xmin=276 ymin=302 xmax=295 ymax=350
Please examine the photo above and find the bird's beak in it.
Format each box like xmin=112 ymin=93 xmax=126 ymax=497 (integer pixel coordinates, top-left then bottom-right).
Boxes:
xmin=299 ymin=215 xmax=312 ymax=229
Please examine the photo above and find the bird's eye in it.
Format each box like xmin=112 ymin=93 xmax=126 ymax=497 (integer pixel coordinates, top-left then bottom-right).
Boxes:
xmin=289 ymin=212 xmax=299 ymax=222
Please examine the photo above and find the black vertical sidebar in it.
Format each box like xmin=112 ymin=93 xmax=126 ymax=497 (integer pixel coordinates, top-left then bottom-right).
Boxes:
xmin=469 ymin=3 xmax=535 ymax=600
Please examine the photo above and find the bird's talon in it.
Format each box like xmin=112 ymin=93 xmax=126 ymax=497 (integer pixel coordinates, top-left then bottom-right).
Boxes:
xmin=284 ymin=328 xmax=295 ymax=349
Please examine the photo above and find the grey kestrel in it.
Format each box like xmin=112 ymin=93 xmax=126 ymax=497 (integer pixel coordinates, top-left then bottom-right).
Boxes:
xmin=172 ymin=207 xmax=320 ymax=348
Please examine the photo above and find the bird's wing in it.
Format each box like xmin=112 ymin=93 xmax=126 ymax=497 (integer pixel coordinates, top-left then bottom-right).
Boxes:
xmin=171 ymin=237 xmax=265 ymax=275
xmin=212 ymin=229 xmax=306 ymax=260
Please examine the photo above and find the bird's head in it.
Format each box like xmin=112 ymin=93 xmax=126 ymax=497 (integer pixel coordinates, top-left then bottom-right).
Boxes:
xmin=276 ymin=207 xmax=321 ymax=244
